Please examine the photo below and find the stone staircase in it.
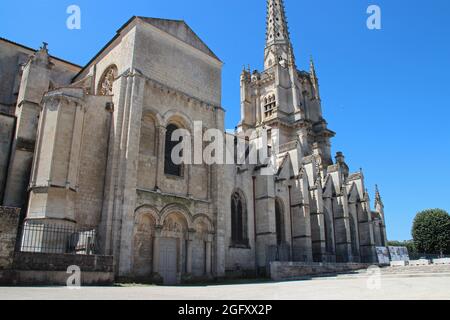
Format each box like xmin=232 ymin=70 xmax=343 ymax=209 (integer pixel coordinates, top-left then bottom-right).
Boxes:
xmin=378 ymin=264 xmax=450 ymax=275
xmin=319 ymin=265 xmax=450 ymax=279
xmin=346 ymin=264 xmax=450 ymax=277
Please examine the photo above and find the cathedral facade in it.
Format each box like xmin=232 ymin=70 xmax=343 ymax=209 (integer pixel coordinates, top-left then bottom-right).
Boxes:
xmin=0 ymin=0 xmax=387 ymax=284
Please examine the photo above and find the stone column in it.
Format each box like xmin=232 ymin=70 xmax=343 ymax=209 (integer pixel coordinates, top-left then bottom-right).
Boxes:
xmin=116 ymin=70 xmax=145 ymax=276
xmin=334 ymin=194 xmax=352 ymax=263
xmin=347 ymin=201 xmax=360 ymax=262
xmin=186 ymin=232 xmax=194 ymax=274
xmin=205 ymin=233 xmax=213 ymax=276
xmin=155 ymin=126 xmax=166 ymax=190
xmin=322 ymin=196 xmax=336 ymax=262
xmin=309 ymin=186 xmax=327 ymax=263
xmin=186 ymin=135 xmax=193 ymax=197
xmin=152 ymin=226 xmax=162 ymax=275
xmin=290 ymin=176 xmax=313 ymax=262
xmin=358 ymin=200 xmax=377 ymax=263
xmin=212 ymin=108 xmax=226 ymax=277
xmin=254 ymin=175 xmax=278 ymax=271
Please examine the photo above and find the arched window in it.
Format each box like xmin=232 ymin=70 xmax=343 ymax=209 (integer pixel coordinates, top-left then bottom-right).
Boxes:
xmin=324 ymin=207 xmax=334 ymax=254
xmin=275 ymin=199 xmax=285 ymax=245
xmin=164 ymin=124 xmax=182 ymax=176
xmin=349 ymin=213 xmax=359 ymax=257
xmin=231 ymin=192 xmax=247 ymax=246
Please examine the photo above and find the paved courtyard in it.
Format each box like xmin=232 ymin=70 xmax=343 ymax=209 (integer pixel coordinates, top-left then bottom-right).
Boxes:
xmin=1 ymin=273 xmax=450 ymax=300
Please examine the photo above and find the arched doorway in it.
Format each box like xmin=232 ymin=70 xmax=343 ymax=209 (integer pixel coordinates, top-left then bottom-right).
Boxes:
xmin=159 ymin=212 xmax=188 ymax=285
xmin=132 ymin=212 xmax=156 ymax=279
xmin=192 ymin=221 xmax=208 ymax=276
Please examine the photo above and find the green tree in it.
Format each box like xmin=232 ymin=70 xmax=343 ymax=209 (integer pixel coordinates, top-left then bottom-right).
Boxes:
xmin=387 ymin=240 xmax=417 ymax=255
xmin=412 ymin=209 xmax=450 ymax=256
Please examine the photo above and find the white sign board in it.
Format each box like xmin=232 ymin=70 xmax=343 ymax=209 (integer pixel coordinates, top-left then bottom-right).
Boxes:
xmin=388 ymin=246 xmax=410 ymax=262
xmin=376 ymin=247 xmax=390 ymax=264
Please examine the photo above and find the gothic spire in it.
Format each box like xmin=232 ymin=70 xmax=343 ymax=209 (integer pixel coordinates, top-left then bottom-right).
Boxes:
xmin=375 ymin=184 xmax=383 ymax=204
xmin=310 ymin=55 xmax=320 ymax=99
xmin=310 ymin=56 xmax=317 ymax=78
xmin=265 ymin=0 xmax=295 ymax=68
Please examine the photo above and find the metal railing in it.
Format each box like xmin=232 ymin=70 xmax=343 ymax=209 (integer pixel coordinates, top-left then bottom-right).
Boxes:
xmin=18 ymin=222 xmax=98 ymax=255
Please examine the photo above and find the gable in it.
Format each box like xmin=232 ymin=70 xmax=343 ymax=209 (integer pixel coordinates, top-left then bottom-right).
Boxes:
xmin=276 ymin=153 xmax=294 ymax=180
xmin=73 ymin=16 xmax=221 ymax=82
xmin=348 ymin=183 xmax=360 ymax=203
xmin=138 ymin=17 xmax=221 ymax=62
xmin=323 ymin=175 xmax=335 ymax=198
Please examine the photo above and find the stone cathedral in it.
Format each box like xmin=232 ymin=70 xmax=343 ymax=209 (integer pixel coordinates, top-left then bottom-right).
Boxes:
xmin=0 ymin=0 xmax=387 ymax=284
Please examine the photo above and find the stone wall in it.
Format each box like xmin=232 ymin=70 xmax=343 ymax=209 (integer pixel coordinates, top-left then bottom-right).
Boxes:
xmin=0 ymin=115 xmax=15 ymax=203
xmin=135 ymin=20 xmax=222 ymax=106
xmin=269 ymin=261 xmax=371 ymax=281
xmin=0 ymin=205 xmax=114 ymax=285
xmin=13 ymin=252 xmax=113 ymax=272
xmin=0 ymin=252 xmax=114 ymax=286
xmin=0 ymin=207 xmax=20 ymax=269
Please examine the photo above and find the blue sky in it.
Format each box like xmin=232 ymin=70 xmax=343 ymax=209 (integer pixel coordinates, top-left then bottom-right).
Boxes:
xmin=1 ymin=0 xmax=449 ymax=241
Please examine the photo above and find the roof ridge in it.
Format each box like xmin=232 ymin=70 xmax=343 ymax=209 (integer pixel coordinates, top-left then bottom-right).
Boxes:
xmin=0 ymin=37 xmax=82 ymax=68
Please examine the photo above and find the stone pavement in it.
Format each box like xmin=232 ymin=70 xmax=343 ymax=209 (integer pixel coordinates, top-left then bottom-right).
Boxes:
xmin=1 ymin=272 xmax=449 ymax=300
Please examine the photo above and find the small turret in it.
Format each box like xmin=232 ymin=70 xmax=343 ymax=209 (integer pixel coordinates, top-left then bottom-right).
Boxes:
xmin=309 ymin=56 xmax=320 ymax=100
xmin=335 ymin=152 xmax=349 ymax=179
xmin=375 ymin=184 xmax=384 ymax=214
xmin=238 ymin=66 xmax=252 ymax=131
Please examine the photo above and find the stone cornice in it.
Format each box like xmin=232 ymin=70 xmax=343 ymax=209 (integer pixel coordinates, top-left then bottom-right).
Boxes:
xmin=118 ymin=68 xmax=225 ymax=114
xmin=136 ymin=188 xmax=210 ymax=204
xmin=16 ymin=100 xmax=41 ymax=109
xmin=42 ymin=90 xmax=85 ymax=107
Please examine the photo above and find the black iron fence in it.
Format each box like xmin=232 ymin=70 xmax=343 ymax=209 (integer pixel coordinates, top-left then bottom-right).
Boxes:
xmin=17 ymin=222 xmax=98 ymax=255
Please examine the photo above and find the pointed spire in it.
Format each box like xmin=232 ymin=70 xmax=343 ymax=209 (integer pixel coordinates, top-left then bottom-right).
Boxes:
xmin=374 ymin=184 xmax=384 ymax=216
xmin=309 ymin=55 xmax=320 ymax=100
xmin=266 ymin=0 xmax=291 ymax=46
xmin=375 ymin=184 xmax=382 ymax=203
xmin=310 ymin=55 xmax=316 ymax=77
xmin=264 ymin=0 xmax=295 ymax=68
